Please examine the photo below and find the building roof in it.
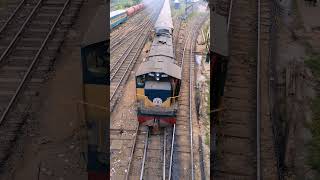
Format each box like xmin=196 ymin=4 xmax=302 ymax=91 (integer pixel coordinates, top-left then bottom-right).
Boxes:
xmin=81 ymin=6 xmax=107 ymax=47
xmin=136 ymin=59 xmax=181 ymax=79
xmin=110 ymin=9 xmax=126 ymax=18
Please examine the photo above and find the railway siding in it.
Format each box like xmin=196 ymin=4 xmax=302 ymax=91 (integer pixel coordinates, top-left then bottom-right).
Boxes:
xmin=0 ymin=0 xmax=83 ymax=170
xmin=259 ymin=0 xmax=278 ymax=178
xmin=214 ymin=0 xmax=278 ymax=178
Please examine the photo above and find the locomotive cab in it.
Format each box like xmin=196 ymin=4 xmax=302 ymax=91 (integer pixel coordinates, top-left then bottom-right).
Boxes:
xmin=135 ymin=59 xmax=181 ymax=128
xmin=80 ymin=6 xmax=109 ymax=180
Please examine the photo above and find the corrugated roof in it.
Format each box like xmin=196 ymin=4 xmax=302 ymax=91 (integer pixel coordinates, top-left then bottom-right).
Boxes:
xmin=110 ymin=9 xmax=126 ymax=18
xmin=81 ymin=6 xmax=107 ymax=46
xmin=136 ymin=59 xmax=181 ymax=79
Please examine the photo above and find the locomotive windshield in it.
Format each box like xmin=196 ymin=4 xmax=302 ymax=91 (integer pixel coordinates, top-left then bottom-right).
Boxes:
xmin=136 ymin=76 xmax=145 ymax=88
xmin=86 ymin=45 xmax=107 ymax=77
xmin=82 ymin=41 xmax=108 ymax=85
xmin=144 ymin=81 xmax=172 ymax=104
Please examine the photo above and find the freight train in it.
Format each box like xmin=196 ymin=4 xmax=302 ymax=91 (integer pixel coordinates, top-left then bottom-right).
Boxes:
xmin=110 ymin=3 xmax=144 ymax=29
xmin=135 ymin=0 xmax=181 ymax=130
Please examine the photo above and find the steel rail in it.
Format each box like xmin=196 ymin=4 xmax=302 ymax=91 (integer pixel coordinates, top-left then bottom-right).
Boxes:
xmin=110 ymin=30 xmax=144 ymax=80
xmin=227 ymin=0 xmax=234 ymax=32
xmin=110 ymin=18 xmax=150 ymax=52
xmin=110 ymin=20 xmax=150 ymax=54
xmin=125 ymin=123 xmax=140 ymax=180
xmin=110 ymin=17 xmax=154 ymax=76
xmin=168 ymin=124 xmax=176 ymax=180
xmin=0 ymin=0 xmax=70 ymax=125
xmin=109 ymin=30 xmax=149 ymax=102
xmin=110 ymin=17 xmax=151 ymax=80
xmin=257 ymin=0 xmax=261 ymax=178
xmin=140 ymin=129 xmax=149 ymax=180
xmin=0 ymin=0 xmax=26 ymax=34
xmin=0 ymin=0 xmax=42 ymax=64
xmin=110 ymin=28 xmax=143 ymax=73
xmin=190 ymin=28 xmax=195 ymax=180
xmin=110 ymin=28 xmax=139 ymax=52
xmin=168 ymin=22 xmax=194 ymax=180
xmin=110 ymin=34 xmax=137 ymax=70
xmin=163 ymin=129 xmax=166 ymax=180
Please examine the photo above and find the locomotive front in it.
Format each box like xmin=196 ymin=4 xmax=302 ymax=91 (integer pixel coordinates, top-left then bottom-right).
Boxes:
xmin=135 ymin=0 xmax=181 ymax=129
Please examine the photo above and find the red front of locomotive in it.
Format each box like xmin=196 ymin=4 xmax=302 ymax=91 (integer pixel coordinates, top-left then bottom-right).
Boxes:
xmin=137 ymin=114 xmax=176 ymax=127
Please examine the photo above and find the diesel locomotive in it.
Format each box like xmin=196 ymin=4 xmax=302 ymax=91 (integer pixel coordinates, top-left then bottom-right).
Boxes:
xmin=135 ymin=0 xmax=181 ymax=129
xmin=81 ymin=6 xmax=108 ymax=180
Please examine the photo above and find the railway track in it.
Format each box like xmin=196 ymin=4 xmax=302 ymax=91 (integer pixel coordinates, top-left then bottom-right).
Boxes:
xmin=213 ymin=0 xmax=278 ymax=178
xmin=0 ymin=0 xmax=82 ymax=169
xmin=110 ymin=17 xmax=153 ymax=62
xmin=170 ymin=16 xmax=199 ymax=180
xmin=110 ymin=1 xmax=161 ymax=43
xmin=125 ymin=125 xmax=173 ymax=180
xmin=110 ymin=7 xmax=149 ymax=46
xmin=110 ymin=1 xmax=164 ymax=112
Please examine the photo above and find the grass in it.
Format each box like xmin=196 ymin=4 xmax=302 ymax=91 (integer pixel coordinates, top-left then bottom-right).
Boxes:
xmin=305 ymin=54 xmax=320 ymax=173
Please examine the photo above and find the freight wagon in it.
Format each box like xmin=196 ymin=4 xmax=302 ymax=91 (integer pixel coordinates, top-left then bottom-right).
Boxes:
xmin=110 ymin=3 xmax=145 ymax=29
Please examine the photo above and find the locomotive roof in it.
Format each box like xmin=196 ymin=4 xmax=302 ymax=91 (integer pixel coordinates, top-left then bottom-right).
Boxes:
xmin=154 ymin=0 xmax=173 ymax=30
xmin=148 ymin=35 xmax=174 ymax=59
xmin=136 ymin=59 xmax=181 ymax=79
xmin=212 ymin=12 xmax=229 ymax=56
xmin=110 ymin=9 xmax=126 ymax=18
xmin=81 ymin=6 xmax=107 ymax=47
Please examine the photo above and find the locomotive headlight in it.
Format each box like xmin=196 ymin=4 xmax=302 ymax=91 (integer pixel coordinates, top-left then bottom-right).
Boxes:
xmin=156 ymin=77 xmax=160 ymax=81
xmin=156 ymin=73 xmax=160 ymax=77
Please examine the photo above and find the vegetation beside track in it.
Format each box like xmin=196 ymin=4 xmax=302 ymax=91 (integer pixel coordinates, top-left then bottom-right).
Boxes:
xmin=111 ymin=0 xmax=141 ymax=10
xmin=305 ymin=54 xmax=320 ymax=175
xmin=171 ymin=1 xmax=186 ymax=17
